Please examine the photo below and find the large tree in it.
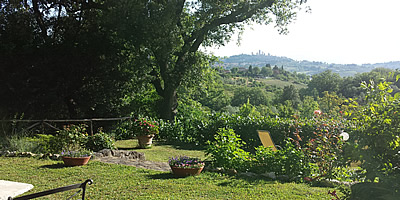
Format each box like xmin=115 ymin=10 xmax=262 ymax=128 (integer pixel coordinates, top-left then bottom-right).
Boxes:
xmin=108 ymin=0 xmax=307 ymax=120
xmin=0 ymin=0 xmax=137 ymax=119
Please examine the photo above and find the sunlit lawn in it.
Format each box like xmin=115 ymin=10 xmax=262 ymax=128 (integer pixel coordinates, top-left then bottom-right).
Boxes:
xmin=0 ymin=157 xmax=338 ymax=199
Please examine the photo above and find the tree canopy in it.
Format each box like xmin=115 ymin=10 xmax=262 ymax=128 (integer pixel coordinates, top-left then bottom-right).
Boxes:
xmin=105 ymin=0 xmax=307 ymax=120
xmin=1 ymin=0 xmax=307 ymax=120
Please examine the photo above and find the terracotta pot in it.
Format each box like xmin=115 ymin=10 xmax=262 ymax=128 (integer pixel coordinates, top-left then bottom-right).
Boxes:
xmin=170 ymin=166 xmax=204 ymax=177
xmin=62 ymin=156 xmax=91 ymax=166
xmin=137 ymin=134 xmax=155 ymax=148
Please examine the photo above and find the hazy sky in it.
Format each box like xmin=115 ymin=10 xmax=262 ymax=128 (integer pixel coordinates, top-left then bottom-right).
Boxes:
xmin=206 ymin=0 xmax=400 ymax=65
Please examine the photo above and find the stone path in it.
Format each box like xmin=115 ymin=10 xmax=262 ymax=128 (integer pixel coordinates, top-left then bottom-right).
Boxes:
xmin=95 ymin=156 xmax=171 ymax=172
xmin=93 ymin=149 xmax=171 ymax=172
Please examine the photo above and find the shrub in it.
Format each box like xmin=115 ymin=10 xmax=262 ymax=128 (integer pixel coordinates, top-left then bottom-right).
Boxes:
xmin=350 ymin=80 xmax=400 ymax=182
xmin=50 ymin=124 xmax=88 ymax=153
xmin=301 ymin=115 xmax=346 ymax=180
xmin=112 ymin=120 xmax=133 ymax=140
xmin=5 ymin=134 xmax=55 ymax=154
xmin=6 ymin=136 xmax=42 ymax=153
xmin=86 ymin=128 xmax=116 ymax=152
xmin=251 ymin=141 xmax=312 ymax=181
xmin=206 ymin=128 xmax=251 ymax=172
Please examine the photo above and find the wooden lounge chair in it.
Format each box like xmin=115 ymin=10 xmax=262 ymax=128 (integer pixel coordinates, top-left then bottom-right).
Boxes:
xmin=257 ymin=130 xmax=278 ymax=151
xmin=9 ymin=179 xmax=93 ymax=200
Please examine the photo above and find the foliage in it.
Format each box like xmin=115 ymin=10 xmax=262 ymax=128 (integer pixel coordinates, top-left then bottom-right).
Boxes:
xmin=168 ymin=156 xmax=205 ymax=169
xmin=52 ymin=124 xmax=89 ymax=153
xmin=206 ymin=128 xmax=251 ymax=172
xmin=231 ymin=86 xmax=271 ymax=107
xmin=301 ymin=114 xmax=346 ymax=180
xmin=108 ymin=0 xmax=306 ymax=120
xmin=132 ymin=116 xmax=159 ymax=136
xmin=299 ymin=96 xmax=319 ymax=119
xmin=158 ymin=99 xmax=212 ymax=145
xmin=0 ymin=0 xmax=135 ymax=120
xmin=6 ymin=136 xmax=44 ymax=154
xmin=251 ymin=141 xmax=312 ymax=181
xmin=279 ymin=85 xmax=301 ymax=109
xmin=318 ymin=91 xmax=345 ymax=117
xmin=349 ymin=79 xmax=400 ymax=182
xmin=86 ymin=128 xmax=116 ymax=152
xmin=307 ymin=70 xmax=342 ymax=97
xmin=159 ymin=109 xmax=327 ymax=153
xmin=60 ymin=149 xmax=93 ymax=158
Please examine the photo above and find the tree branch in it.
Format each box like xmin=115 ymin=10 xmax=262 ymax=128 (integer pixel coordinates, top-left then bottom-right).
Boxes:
xmin=32 ymin=0 xmax=48 ymax=40
xmin=174 ymin=0 xmax=275 ymax=79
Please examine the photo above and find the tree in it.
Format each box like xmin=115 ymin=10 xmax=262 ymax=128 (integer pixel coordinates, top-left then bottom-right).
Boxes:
xmin=252 ymin=66 xmax=261 ymax=77
xmin=261 ymin=65 xmax=273 ymax=77
xmin=279 ymin=85 xmax=301 ymax=108
xmin=109 ymin=0 xmax=307 ymax=120
xmin=299 ymin=96 xmax=319 ymax=118
xmin=231 ymin=87 xmax=271 ymax=107
xmin=0 ymin=0 xmax=137 ymax=119
xmin=231 ymin=67 xmax=239 ymax=74
xmin=308 ymin=70 xmax=342 ymax=97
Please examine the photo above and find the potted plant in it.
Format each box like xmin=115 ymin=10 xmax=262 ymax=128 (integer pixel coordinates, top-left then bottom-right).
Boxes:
xmin=56 ymin=124 xmax=92 ymax=166
xmin=61 ymin=149 xmax=92 ymax=166
xmin=168 ymin=156 xmax=205 ymax=177
xmin=132 ymin=117 xmax=159 ymax=148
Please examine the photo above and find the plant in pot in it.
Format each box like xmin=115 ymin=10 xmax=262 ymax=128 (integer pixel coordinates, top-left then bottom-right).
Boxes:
xmin=132 ymin=117 xmax=159 ymax=148
xmin=168 ymin=156 xmax=205 ymax=177
xmin=56 ymin=124 xmax=92 ymax=166
xmin=61 ymin=148 xmax=92 ymax=166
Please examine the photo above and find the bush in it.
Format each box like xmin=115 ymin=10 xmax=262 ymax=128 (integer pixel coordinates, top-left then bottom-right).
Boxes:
xmin=206 ymin=128 xmax=251 ymax=172
xmin=251 ymin=141 xmax=312 ymax=181
xmin=86 ymin=128 xmax=116 ymax=152
xmin=350 ymin=80 xmax=400 ymax=182
xmin=112 ymin=119 xmax=134 ymax=140
xmin=50 ymin=124 xmax=88 ymax=153
xmin=5 ymin=134 xmax=55 ymax=154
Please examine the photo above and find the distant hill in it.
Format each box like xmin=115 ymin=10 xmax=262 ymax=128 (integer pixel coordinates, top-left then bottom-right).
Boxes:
xmin=219 ymin=53 xmax=400 ymax=77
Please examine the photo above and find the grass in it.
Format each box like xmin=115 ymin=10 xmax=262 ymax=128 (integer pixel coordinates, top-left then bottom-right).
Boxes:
xmin=115 ymin=139 xmax=207 ymax=162
xmin=0 ymin=157 xmax=339 ymax=199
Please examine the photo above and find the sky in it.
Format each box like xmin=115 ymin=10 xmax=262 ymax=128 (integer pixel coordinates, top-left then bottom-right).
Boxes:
xmin=205 ymin=0 xmax=400 ymax=65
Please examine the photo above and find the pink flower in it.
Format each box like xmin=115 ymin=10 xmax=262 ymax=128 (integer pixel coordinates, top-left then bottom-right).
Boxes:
xmin=314 ymin=110 xmax=322 ymax=115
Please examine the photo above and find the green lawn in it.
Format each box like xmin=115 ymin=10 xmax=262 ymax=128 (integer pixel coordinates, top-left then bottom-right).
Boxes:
xmin=0 ymin=157 xmax=338 ymax=199
xmin=115 ymin=139 xmax=207 ymax=162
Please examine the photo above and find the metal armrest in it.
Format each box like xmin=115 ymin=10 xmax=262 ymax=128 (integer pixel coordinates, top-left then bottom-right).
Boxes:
xmin=9 ymin=179 xmax=93 ymax=200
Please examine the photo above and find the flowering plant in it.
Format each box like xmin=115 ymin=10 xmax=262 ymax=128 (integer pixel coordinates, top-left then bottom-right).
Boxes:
xmin=54 ymin=124 xmax=88 ymax=153
xmin=168 ymin=156 xmax=205 ymax=169
xmin=132 ymin=116 xmax=159 ymax=136
xmin=61 ymin=149 xmax=92 ymax=158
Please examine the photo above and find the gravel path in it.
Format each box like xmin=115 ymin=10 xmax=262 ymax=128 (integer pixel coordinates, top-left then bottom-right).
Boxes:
xmin=93 ymin=149 xmax=171 ymax=172
xmin=95 ymin=156 xmax=171 ymax=172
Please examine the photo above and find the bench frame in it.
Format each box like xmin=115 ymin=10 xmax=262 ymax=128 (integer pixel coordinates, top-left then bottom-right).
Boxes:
xmin=8 ymin=179 xmax=93 ymax=200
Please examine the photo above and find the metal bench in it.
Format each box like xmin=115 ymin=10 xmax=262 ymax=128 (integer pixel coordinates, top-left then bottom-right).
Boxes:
xmin=8 ymin=179 xmax=93 ymax=200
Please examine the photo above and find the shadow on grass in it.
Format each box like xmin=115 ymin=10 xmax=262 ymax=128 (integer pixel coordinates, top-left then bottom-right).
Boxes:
xmin=40 ymin=163 xmax=71 ymax=169
xmin=155 ymin=140 xmax=205 ymax=151
xmin=146 ymin=173 xmax=183 ymax=180
xmin=117 ymin=147 xmax=141 ymax=150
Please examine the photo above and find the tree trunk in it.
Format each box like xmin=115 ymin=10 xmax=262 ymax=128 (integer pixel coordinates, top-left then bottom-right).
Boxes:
xmin=158 ymin=86 xmax=178 ymax=121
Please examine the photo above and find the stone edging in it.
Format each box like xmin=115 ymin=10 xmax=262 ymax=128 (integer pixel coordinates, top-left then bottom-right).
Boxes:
xmin=94 ymin=149 xmax=145 ymax=160
xmin=0 ymin=149 xmax=145 ymax=161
